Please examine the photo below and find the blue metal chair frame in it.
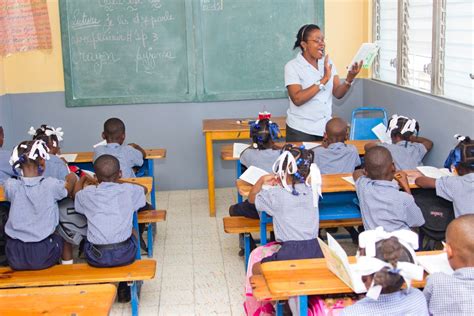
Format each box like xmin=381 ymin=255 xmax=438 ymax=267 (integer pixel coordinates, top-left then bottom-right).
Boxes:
xmin=349 ymin=107 xmax=388 ymax=140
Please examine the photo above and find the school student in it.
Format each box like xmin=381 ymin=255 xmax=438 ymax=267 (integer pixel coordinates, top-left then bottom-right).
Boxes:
xmin=415 ymin=135 xmax=474 ymax=217
xmin=93 ymin=118 xmax=146 ymax=178
xmin=423 ymin=214 xmax=474 ymax=315
xmin=365 ymin=114 xmax=433 ymax=170
xmin=4 ymin=140 xmax=76 ymax=270
xmin=74 ymin=154 xmax=146 ymax=302
xmin=250 ymin=145 xmax=323 ymax=275
xmin=29 ymin=125 xmax=69 ymax=181
xmin=341 ymin=229 xmax=428 ymax=315
xmin=229 ymin=114 xmax=281 ymax=220
xmin=0 ymin=126 xmax=14 ymax=185
xmin=313 ymin=117 xmax=361 ymax=174
xmin=353 ymin=146 xmax=425 ymax=232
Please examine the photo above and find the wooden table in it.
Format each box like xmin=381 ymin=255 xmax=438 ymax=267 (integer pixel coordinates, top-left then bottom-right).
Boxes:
xmin=0 ymin=284 xmax=116 ymax=316
xmin=221 ymin=140 xmax=373 ymax=161
xmin=259 ymin=250 xmax=442 ymax=315
xmin=62 ymin=148 xmax=166 ymax=163
xmin=236 ymin=170 xmax=422 ymax=197
xmin=203 ymin=117 xmax=286 ymax=216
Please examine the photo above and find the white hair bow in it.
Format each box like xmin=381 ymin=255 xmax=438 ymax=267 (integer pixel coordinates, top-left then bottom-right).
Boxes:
xmin=306 ymin=163 xmax=322 ymax=207
xmin=387 ymin=114 xmax=417 ymax=136
xmin=454 ymin=134 xmax=466 ymax=143
xmin=45 ymin=126 xmax=64 ymax=142
xmin=27 ymin=126 xmax=36 ymax=136
xmin=272 ymin=151 xmax=297 ymax=194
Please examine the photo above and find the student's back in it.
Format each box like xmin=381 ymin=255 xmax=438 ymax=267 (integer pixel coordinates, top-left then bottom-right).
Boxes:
xmin=372 ymin=115 xmax=432 ymax=170
xmin=353 ymin=147 xmax=425 ymax=232
xmin=240 ymin=147 xmax=280 ymax=173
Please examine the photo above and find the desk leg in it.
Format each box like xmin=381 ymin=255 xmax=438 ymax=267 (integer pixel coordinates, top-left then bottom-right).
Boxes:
xmin=205 ymin=133 xmax=216 ymax=216
xmin=276 ymin=301 xmax=284 ymax=316
xmin=131 ymin=281 xmax=139 ymax=316
xmin=244 ymin=233 xmax=251 ymax=272
xmin=237 ymin=160 xmax=243 ymax=203
xmin=147 ymin=159 xmax=156 ymax=209
xmin=299 ymin=295 xmax=308 ymax=316
xmin=260 ymin=212 xmax=268 ymax=246
xmin=133 ymin=212 xmax=141 ymax=260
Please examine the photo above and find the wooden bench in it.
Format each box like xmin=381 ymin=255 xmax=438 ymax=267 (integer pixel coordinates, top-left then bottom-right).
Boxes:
xmin=223 ymin=216 xmax=363 ymax=270
xmin=0 ymin=284 xmax=116 ymax=316
xmin=137 ymin=210 xmax=167 ymax=258
xmin=0 ymin=259 xmax=156 ymax=316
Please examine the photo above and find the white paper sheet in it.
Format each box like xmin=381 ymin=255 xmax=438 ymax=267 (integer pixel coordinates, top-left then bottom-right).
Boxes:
xmin=349 ymin=43 xmax=379 ymax=69
xmin=371 ymin=123 xmax=392 ymax=144
xmin=239 ymin=166 xmax=269 ymax=185
xmin=342 ymin=176 xmax=355 ymax=186
xmin=417 ymin=253 xmax=454 ymax=275
xmin=416 ymin=166 xmax=453 ymax=179
xmin=233 ymin=143 xmax=250 ymax=158
xmin=59 ymin=154 xmax=77 ymax=163
xmin=302 ymin=142 xmax=321 ymax=150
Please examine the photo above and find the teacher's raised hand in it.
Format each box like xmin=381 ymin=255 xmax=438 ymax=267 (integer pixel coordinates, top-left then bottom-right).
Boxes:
xmin=346 ymin=60 xmax=363 ymax=83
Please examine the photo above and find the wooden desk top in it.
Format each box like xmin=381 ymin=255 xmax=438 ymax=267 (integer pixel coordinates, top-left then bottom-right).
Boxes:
xmin=221 ymin=140 xmax=374 ymax=160
xmin=259 ymin=251 xmax=442 ymax=298
xmin=0 ymin=284 xmax=116 ymax=316
xmin=203 ymin=117 xmax=287 ymax=133
xmin=236 ymin=170 xmax=422 ymax=197
xmin=62 ymin=148 xmax=166 ymax=163
xmin=0 ymin=177 xmax=153 ymax=202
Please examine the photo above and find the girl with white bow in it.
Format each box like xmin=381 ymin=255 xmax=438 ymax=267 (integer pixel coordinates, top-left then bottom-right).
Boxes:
xmin=248 ymin=144 xmax=323 ymax=275
xmin=341 ymin=227 xmax=429 ymax=315
xmin=365 ymin=114 xmax=433 ymax=171
xmin=28 ymin=124 xmax=69 ymax=181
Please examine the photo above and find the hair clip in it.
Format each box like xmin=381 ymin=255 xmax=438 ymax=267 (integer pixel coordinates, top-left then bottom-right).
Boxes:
xmin=299 ymin=145 xmax=305 ymax=150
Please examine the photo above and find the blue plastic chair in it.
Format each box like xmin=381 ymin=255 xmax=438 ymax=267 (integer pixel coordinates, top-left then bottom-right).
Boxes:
xmin=350 ymin=107 xmax=388 ymax=140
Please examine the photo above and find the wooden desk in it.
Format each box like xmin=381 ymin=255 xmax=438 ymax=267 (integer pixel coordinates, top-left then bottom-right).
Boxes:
xmin=259 ymin=251 xmax=442 ymax=314
xmin=236 ymin=170 xmax=423 ymax=197
xmin=221 ymin=140 xmax=373 ymax=161
xmin=203 ymin=117 xmax=286 ymax=216
xmin=62 ymin=148 xmax=166 ymax=163
xmin=0 ymin=284 xmax=116 ymax=316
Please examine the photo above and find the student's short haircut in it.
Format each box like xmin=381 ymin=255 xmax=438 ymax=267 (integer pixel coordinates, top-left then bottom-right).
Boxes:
xmin=373 ymin=237 xmax=414 ymax=293
xmin=103 ymin=118 xmax=125 ymax=139
xmin=365 ymin=146 xmax=393 ymax=179
xmin=94 ymin=154 xmax=120 ymax=180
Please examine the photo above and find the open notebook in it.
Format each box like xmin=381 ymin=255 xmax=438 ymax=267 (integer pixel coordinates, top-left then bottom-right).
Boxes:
xmin=417 ymin=252 xmax=454 ymax=275
xmin=416 ymin=166 xmax=453 ymax=179
xmin=317 ymin=235 xmax=367 ymax=293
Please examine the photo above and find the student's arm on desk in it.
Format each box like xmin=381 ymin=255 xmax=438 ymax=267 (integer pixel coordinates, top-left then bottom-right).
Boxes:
xmin=64 ymin=174 xmax=78 ymax=198
xmin=414 ymin=176 xmax=436 ymax=189
xmin=395 ymin=171 xmax=412 ymax=194
xmin=248 ymin=175 xmax=279 ymax=204
xmin=129 ymin=143 xmax=147 ymax=159
xmin=352 ymin=169 xmax=365 ymax=182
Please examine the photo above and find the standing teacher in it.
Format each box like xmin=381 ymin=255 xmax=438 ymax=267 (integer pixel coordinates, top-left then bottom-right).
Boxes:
xmin=285 ymin=24 xmax=363 ymax=142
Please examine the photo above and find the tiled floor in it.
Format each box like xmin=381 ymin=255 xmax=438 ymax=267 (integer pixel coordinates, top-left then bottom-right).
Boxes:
xmin=112 ymin=188 xmax=358 ymax=316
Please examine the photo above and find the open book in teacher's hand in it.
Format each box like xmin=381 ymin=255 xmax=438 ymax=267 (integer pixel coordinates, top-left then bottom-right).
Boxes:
xmin=348 ymin=43 xmax=379 ymax=70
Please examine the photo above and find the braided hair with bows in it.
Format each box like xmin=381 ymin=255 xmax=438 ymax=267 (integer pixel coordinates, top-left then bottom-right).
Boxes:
xmin=387 ymin=115 xmax=420 ymax=145
xmin=276 ymin=144 xmax=314 ymax=195
xmin=9 ymin=140 xmax=50 ymax=175
xmin=369 ymin=237 xmax=414 ymax=294
xmin=249 ymin=118 xmax=281 ymax=150
xmin=444 ymin=135 xmax=474 ymax=174
xmin=29 ymin=124 xmax=63 ymax=151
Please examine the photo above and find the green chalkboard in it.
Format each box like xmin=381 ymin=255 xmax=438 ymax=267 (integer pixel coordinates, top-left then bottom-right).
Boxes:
xmin=59 ymin=0 xmax=324 ymax=106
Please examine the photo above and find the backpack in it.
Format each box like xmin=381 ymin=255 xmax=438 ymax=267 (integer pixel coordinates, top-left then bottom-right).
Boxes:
xmin=412 ymin=189 xmax=455 ymax=250
xmin=56 ymin=198 xmax=87 ymax=246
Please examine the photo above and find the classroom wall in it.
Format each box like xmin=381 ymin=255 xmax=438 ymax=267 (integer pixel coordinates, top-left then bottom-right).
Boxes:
xmin=0 ymin=95 xmax=13 ymax=149
xmin=363 ymin=80 xmax=474 ymax=167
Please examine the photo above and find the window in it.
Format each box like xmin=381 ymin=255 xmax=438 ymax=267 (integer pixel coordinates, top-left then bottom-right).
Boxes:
xmin=373 ymin=0 xmax=474 ymax=106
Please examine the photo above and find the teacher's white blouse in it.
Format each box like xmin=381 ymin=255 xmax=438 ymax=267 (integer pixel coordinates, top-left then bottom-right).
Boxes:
xmin=285 ymin=53 xmax=337 ymax=136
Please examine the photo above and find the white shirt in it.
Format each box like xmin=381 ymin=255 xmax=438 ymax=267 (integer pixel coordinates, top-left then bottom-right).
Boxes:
xmin=285 ymin=53 xmax=337 ymax=136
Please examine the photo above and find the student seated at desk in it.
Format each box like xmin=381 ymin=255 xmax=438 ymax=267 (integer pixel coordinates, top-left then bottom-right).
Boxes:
xmin=93 ymin=118 xmax=146 ymax=178
xmin=229 ymin=113 xmax=282 ymax=220
xmin=415 ymin=135 xmax=474 ymax=217
xmin=365 ymin=114 xmax=433 ymax=170
xmin=74 ymin=154 xmax=146 ymax=302
xmin=313 ymin=117 xmax=361 ymax=174
xmin=341 ymin=228 xmax=428 ymax=315
xmin=353 ymin=146 xmax=425 ymax=232
xmin=423 ymin=214 xmax=474 ymax=315
xmin=29 ymin=124 xmax=69 ymax=181
xmin=250 ymin=145 xmax=323 ymax=274
xmin=4 ymin=140 xmax=77 ymax=271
